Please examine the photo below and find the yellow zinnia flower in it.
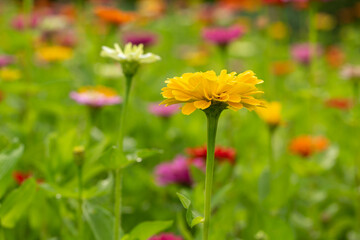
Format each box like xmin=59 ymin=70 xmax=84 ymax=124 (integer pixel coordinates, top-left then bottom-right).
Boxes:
xmin=255 ymin=101 xmax=282 ymax=127
xmin=161 ymin=70 xmax=264 ymax=115
xmin=0 ymin=68 xmax=21 ymax=81
xmin=268 ymin=21 xmax=288 ymax=40
xmin=37 ymin=46 xmax=73 ymax=62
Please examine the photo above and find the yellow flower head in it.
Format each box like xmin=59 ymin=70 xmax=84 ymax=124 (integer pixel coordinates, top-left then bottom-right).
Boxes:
xmin=255 ymin=101 xmax=282 ymax=126
xmin=0 ymin=68 xmax=21 ymax=81
xmin=268 ymin=21 xmax=288 ymax=40
xmin=37 ymin=46 xmax=73 ymax=62
xmin=161 ymin=70 xmax=264 ymax=115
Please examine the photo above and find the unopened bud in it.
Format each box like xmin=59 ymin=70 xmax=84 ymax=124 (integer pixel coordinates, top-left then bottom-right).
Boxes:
xmin=73 ymin=146 xmax=85 ymax=166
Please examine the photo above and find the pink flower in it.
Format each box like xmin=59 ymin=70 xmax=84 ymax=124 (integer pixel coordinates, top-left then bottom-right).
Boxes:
xmin=124 ymin=32 xmax=157 ymax=47
xmin=55 ymin=30 xmax=78 ymax=47
xmin=0 ymin=55 xmax=14 ymax=67
xmin=202 ymin=25 xmax=244 ymax=45
xmin=263 ymin=0 xmax=289 ymax=5
xmin=148 ymin=103 xmax=179 ymax=117
xmin=11 ymin=14 xmax=39 ymax=31
xmin=149 ymin=233 xmax=183 ymax=240
xmin=70 ymin=86 xmax=121 ymax=108
xmin=154 ymin=155 xmax=192 ymax=186
xmin=291 ymin=43 xmax=322 ymax=65
xmin=340 ymin=64 xmax=360 ymax=80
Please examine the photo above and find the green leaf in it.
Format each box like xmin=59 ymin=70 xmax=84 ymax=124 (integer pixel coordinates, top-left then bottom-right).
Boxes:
xmin=186 ymin=207 xmax=203 ymax=228
xmin=126 ymin=148 xmax=163 ymax=164
xmin=128 ymin=220 xmax=173 ymax=240
xmin=83 ymin=202 xmax=114 ymax=240
xmin=40 ymin=174 xmax=113 ymax=200
xmin=0 ymin=141 xmax=24 ymax=181
xmin=176 ymin=192 xmax=191 ymax=209
xmin=177 ymin=192 xmax=203 ymax=228
xmin=0 ymin=178 xmax=37 ymax=228
xmin=258 ymin=169 xmax=271 ymax=201
xmin=100 ymin=145 xmax=121 ymax=170
xmin=190 ymin=216 xmax=204 ymax=228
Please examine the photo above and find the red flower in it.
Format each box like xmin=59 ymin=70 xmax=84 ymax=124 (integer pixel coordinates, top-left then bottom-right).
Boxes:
xmin=325 ymin=98 xmax=353 ymax=111
xmin=12 ymin=171 xmax=43 ymax=185
xmin=13 ymin=171 xmax=32 ymax=185
xmin=187 ymin=146 xmax=236 ymax=164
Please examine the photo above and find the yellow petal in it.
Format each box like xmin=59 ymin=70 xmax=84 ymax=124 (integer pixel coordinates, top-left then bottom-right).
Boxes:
xmin=228 ymin=102 xmax=243 ymax=110
xmin=228 ymin=95 xmax=241 ymax=103
xmin=172 ymin=90 xmax=192 ymax=101
xmin=182 ymin=102 xmax=197 ymax=115
xmin=193 ymin=100 xmax=211 ymax=109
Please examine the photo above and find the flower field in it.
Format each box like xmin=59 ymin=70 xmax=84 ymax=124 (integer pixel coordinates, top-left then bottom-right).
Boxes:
xmin=0 ymin=0 xmax=360 ymax=239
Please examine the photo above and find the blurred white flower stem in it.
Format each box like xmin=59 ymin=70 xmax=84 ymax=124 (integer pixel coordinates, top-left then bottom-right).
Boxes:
xmin=114 ymin=74 xmax=133 ymax=240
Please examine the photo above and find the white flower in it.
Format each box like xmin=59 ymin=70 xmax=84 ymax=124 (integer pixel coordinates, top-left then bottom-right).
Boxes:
xmin=100 ymin=43 xmax=160 ymax=64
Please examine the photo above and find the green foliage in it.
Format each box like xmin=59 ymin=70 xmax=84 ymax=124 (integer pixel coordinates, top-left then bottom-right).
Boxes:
xmin=122 ymin=220 xmax=173 ymax=240
xmin=0 ymin=141 xmax=24 ymax=197
xmin=0 ymin=178 xmax=37 ymax=228
xmin=177 ymin=192 xmax=204 ymax=228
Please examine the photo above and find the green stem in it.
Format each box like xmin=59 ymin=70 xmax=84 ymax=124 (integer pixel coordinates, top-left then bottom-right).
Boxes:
xmin=114 ymin=75 xmax=133 ymax=240
xmin=264 ymin=6 xmax=272 ymax=95
xmin=268 ymin=126 xmax=275 ymax=175
xmin=353 ymin=81 xmax=359 ymax=105
xmin=203 ymin=109 xmax=221 ymax=240
xmin=218 ymin=45 xmax=228 ymax=69
xmin=77 ymin=165 xmax=83 ymax=240
xmin=113 ymin=169 xmax=123 ymax=240
xmin=0 ymin=221 xmax=4 ymax=240
xmin=309 ymin=2 xmax=318 ymax=86
xmin=176 ymin=212 xmax=193 ymax=240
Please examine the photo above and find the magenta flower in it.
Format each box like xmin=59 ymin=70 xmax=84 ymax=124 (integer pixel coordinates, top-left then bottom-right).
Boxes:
xmin=11 ymin=14 xmax=39 ymax=31
xmin=202 ymin=25 xmax=244 ymax=46
xmin=124 ymin=32 xmax=157 ymax=47
xmin=291 ymin=43 xmax=322 ymax=65
xmin=0 ymin=55 xmax=14 ymax=67
xmin=154 ymin=155 xmax=192 ymax=186
xmin=149 ymin=233 xmax=183 ymax=240
xmin=148 ymin=102 xmax=179 ymax=118
xmin=70 ymin=86 xmax=122 ymax=108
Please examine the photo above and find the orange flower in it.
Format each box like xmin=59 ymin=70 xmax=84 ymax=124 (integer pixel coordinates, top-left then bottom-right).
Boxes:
xmin=325 ymin=46 xmax=345 ymax=68
xmin=94 ymin=6 xmax=135 ymax=25
xmin=219 ymin=0 xmax=261 ymax=11
xmin=272 ymin=61 xmax=294 ymax=76
xmin=289 ymin=135 xmax=329 ymax=158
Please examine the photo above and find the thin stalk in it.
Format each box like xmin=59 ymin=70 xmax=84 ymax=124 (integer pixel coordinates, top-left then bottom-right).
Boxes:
xmin=354 ymin=158 xmax=360 ymax=232
xmin=353 ymin=81 xmax=359 ymax=105
xmin=264 ymin=6 xmax=272 ymax=95
xmin=0 ymin=221 xmax=4 ymax=240
xmin=113 ymin=169 xmax=123 ymax=240
xmin=176 ymin=212 xmax=193 ymax=240
xmin=308 ymin=2 xmax=318 ymax=86
xmin=113 ymin=75 xmax=133 ymax=240
xmin=218 ymin=45 xmax=228 ymax=69
xmin=268 ymin=126 xmax=275 ymax=175
xmin=77 ymin=165 xmax=83 ymax=240
xmin=203 ymin=110 xmax=221 ymax=240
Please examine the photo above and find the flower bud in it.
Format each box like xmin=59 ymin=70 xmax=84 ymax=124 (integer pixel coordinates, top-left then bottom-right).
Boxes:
xmin=73 ymin=146 xmax=85 ymax=166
